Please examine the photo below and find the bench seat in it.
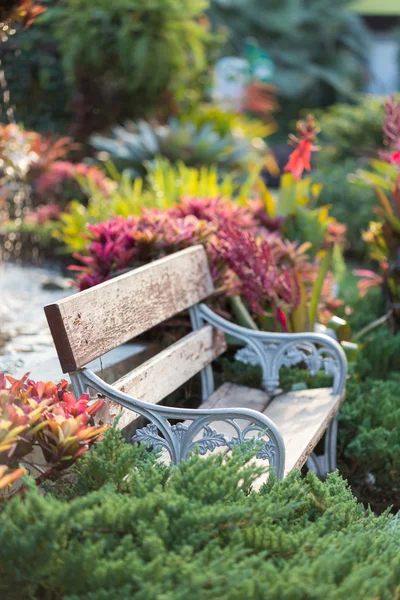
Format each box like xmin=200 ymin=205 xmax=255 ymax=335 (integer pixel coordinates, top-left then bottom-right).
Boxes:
xmin=200 ymin=383 xmax=344 ymax=477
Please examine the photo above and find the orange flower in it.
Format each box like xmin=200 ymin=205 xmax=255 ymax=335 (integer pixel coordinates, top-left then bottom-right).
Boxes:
xmin=284 ymin=139 xmax=314 ymax=180
xmin=284 ymin=115 xmax=319 ymax=180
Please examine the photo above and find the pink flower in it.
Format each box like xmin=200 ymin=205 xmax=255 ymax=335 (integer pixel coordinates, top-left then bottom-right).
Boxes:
xmin=353 ymin=269 xmax=384 ymax=298
xmin=390 ymin=151 xmax=400 ymax=165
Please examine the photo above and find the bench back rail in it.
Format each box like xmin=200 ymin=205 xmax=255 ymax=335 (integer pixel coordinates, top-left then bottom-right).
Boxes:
xmin=45 ymin=246 xmax=214 ymax=373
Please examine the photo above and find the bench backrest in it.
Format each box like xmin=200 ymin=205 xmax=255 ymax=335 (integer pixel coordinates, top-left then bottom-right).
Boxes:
xmin=45 ymin=245 xmax=226 ymax=402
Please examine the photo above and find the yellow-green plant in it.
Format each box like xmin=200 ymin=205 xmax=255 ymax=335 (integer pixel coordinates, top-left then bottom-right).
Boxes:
xmin=57 ymin=159 xmax=259 ymax=253
xmin=181 ymin=103 xmax=277 ymax=141
xmin=354 ymin=159 xmax=400 ymax=331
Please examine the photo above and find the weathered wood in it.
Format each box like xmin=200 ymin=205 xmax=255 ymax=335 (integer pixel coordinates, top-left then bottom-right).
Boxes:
xmin=201 ymin=383 xmax=343 ymax=477
xmin=264 ymin=387 xmax=343 ymax=476
xmin=201 ymin=382 xmax=270 ymax=412
xmin=114 ymin=325 xmax=226 ymax=402
xmin=94 ymin=326 xmax=226 ymax=434
xmin=45 ymin=246 xmax=214 ymax=372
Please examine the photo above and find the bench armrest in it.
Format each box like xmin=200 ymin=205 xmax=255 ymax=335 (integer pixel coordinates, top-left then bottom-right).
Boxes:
xmin=195 ymin=304 xmax=348 ymax=397
xmin=73 ymin=367 xmax=285 ymax=479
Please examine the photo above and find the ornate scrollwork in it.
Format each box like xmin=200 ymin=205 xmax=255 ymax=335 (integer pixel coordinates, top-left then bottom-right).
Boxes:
xmin=189 ymin=425 xmax=228 ymax=455
xmin=227 ymin=424 xmax=277 ymax=462
xmin=132 ymin=417 xmax=280 ymax=472
xmin=71 ymin=342 xmax=290 ymax=479
xmin=197 ymin=303 xmax=347 ymax=397
xmin=132 ymin=422 xmax=190 ymax=452
xmin=235 ymin=337 xmax=345 ymax=396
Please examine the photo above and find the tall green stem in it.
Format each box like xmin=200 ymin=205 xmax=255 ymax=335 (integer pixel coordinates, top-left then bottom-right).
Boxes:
xmin=309 ymin=248 xmax=332 ymax=329
xmin=230 ymin=296 xmax=259 ymax=330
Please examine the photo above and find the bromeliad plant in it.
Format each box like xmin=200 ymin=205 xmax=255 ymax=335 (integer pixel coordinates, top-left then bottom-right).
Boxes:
xmin=0 ymin=124 xmax=113 ymax=250
xmin=58 ymin=158 xmax=261 ymax=253
xmin=354 ymin=96 xmax=400 ymax=332
xmin=72 ymin=192 xmax=343 ymax=335
xmin=0 ymin=372 xmax=108 ymax=494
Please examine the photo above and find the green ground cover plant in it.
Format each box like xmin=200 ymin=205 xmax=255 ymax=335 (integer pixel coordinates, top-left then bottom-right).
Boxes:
xmin=1 ymin=428 xmax=400 ymax=600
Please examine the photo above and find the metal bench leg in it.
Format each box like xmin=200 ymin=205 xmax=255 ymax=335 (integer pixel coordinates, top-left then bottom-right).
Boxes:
xmin=306 ymin=416 xmax=338 ymax=478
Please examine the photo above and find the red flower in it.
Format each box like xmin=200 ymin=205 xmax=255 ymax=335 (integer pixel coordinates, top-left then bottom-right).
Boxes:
xmin=284 ymin=115 xmax=319 ymax=180
xmin=284 ymin=139 xmax=314 ymax=180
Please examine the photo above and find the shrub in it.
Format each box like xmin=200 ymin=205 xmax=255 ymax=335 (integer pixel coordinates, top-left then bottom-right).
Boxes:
xmin=45 ymin=0 xmax=223 ymax=138
xmin=315 ymin=95 xmax=388 ymax=166
xmin=338 ymin=377 xmax=400 ymax=508
xmin=0 ymin=428 xmax=399 ymax=599
xmin=312 ymin=159 xmax=377 ymax=256
xmin=354 ymin=330 xmax=400 ymax=381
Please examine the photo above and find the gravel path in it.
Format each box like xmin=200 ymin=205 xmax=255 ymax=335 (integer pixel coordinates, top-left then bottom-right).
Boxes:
xmin=0 ymin=262 xmax=73 ymax=375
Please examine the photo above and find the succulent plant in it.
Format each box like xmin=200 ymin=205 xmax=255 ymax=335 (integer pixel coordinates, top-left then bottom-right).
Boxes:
xmin=91 ymin=116 xmax=267 ymax=177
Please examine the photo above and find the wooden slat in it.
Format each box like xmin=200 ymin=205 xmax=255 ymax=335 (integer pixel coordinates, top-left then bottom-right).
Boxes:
xmin=93 ymin=326 xmax=226 ymax=436
xmin=44 ymin=246 xmax=214 ymax=372
xmin=201 ymin=381 xmax=270 ymax=412
xmin=264 ymin=388 xmax=343 ymax=476
xmin=114 ymin=325 xmax=226 ymax=401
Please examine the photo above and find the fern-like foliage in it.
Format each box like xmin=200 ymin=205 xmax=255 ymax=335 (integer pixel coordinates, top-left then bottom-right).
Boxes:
xmin=0 ymin=428 xmax=399 ymax=599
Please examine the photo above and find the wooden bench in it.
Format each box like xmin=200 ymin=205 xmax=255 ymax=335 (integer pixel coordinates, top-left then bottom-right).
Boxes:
xmin=44 ymin=245 xmax=347 ymax=480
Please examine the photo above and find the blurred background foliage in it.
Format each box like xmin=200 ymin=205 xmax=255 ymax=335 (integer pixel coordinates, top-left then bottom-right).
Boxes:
xmin=209 ymin=0 xmax=370 ymax=127
xmin=0 ymin=0 xmax=372 ymax=141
